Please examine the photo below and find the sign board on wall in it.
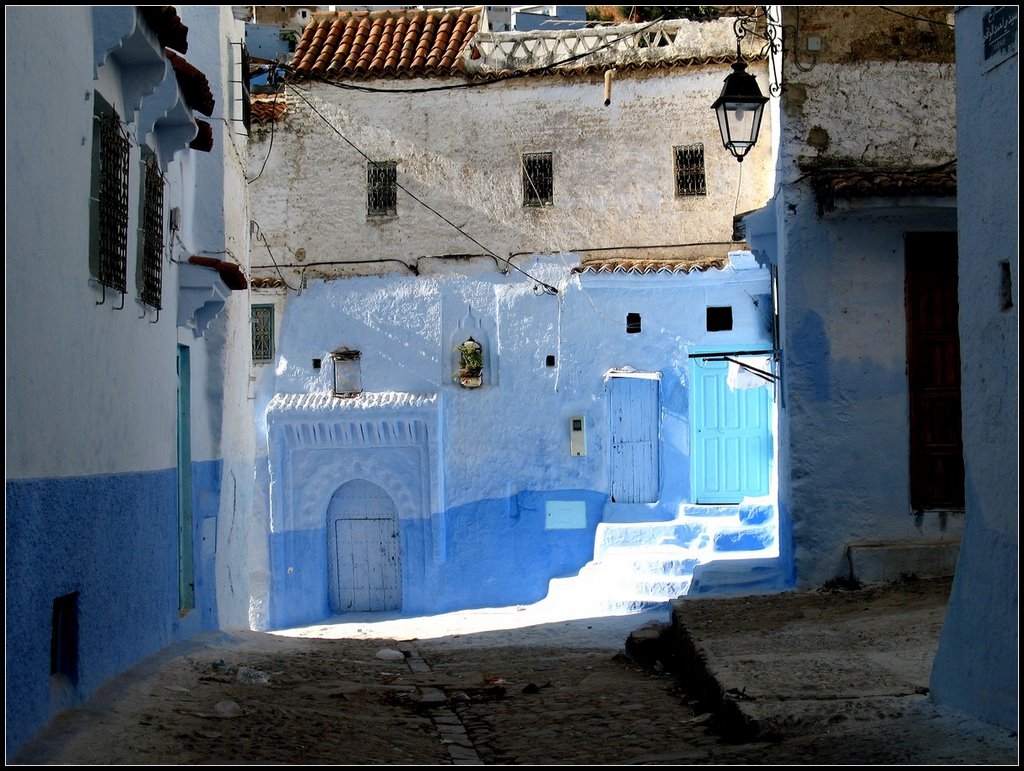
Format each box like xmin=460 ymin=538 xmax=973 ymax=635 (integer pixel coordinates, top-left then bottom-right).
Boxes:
xmin=983 ymin=6 xmax=1017 ymax=70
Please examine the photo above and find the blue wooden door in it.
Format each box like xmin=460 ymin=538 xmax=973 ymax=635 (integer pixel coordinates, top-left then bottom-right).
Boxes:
xmin=327 ymin=479 xmax=401 ymax=613
xmin=692 ymin=357 xmax=771 ymax=503
xmin=609 ymin=376 xmax=660 ymax=503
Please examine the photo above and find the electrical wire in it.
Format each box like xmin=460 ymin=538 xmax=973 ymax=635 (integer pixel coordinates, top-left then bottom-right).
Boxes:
xmin=251 ymin=219 xmax=300 ymax=291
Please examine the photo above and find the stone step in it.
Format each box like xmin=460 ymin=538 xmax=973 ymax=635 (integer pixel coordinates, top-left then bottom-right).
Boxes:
xmin=846 ymin=540 xmax=960 ymax=584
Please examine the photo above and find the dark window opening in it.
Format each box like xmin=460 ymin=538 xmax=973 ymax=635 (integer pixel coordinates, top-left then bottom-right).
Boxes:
xmin=707 ymin=306 xmax=733 ymax=331
xmin=313 ymin=358 xmax=322 ymax=369
xmin=251 ymin=304 xmax=274 ymax=362
xmin=51 ymin=592 xmax=79 ymax=684
xmin=367 ymin=160 xmax=397 ymax=216
xmin=138 ymin=151 xmax=165 ymax=310
xmin=523 ymin=152 xmax=553 ymax=207
xmin=674 ymin=144 xmax=707 ymax=197
xmin=626 ymin=312 xmax=642 ymax=333
xmin=90 ymin=96 xmax=130 ymax=295
xmin=545 ymin=354 xmax=556 ymax=367
xmin=1001 ymin=261 xmax=1013 ymax=310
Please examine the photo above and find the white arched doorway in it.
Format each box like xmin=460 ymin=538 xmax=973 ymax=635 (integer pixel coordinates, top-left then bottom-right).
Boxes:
xmin=326 ymin=479 xmax=401 ymax=613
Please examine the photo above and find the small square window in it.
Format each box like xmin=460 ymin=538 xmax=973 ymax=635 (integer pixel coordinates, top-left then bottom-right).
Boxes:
xmin=707 ymin=306 xmax=733 ymax=331
xmin=367 ymin=160 xmax=397 ymax=216
xmin=674 ymin=144 xmax=707 ymax=197
xmin=523 ymin=152 xmax=553 ymax=207
xmin=626 ymin=312 xmax=642 ymax=334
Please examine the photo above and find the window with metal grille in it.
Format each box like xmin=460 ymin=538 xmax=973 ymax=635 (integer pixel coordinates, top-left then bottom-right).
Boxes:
xmin=90 ymin=97 xmax=131 ymax=294
xmin=523 ymin=152 xmax=553 ymax=207
xmin=367 ymin=160 xmax=397 ymax=216
xmin=138 ymin=152 xmax=165 ymax=310
xmin=251 ymin=304 xmax=274 ymax=362
xmin=674 ymin=143 xmax=707 ymax=197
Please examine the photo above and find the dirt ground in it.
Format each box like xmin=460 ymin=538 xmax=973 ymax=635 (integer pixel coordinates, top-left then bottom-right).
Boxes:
xmin=11 ymin=596 xmax=1019 ymax=766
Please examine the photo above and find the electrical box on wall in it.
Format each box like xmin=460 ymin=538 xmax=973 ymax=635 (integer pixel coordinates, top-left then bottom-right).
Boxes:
xmin=569 ymin=415 xmax=586 ymax=456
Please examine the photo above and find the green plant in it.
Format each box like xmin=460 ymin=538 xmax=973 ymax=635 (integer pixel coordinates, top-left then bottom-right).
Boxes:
xmin=455 ymin=341 xmax=483 ymax=374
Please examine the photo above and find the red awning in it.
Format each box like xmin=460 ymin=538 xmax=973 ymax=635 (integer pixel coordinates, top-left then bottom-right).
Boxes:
xmin=188 ymin=256 xmax=248 ymax=290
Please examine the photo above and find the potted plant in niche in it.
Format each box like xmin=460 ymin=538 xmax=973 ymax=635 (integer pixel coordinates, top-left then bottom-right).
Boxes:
xmin=455 ymin=338 xmax=483 ymax=388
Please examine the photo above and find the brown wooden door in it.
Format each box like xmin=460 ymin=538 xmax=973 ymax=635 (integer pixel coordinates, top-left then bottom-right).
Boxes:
xmin=905 ymin=232 xmax=965 ymax=511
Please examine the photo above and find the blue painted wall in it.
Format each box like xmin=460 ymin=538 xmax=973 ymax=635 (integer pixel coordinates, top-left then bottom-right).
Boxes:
xmin=267 ymin=488 xmax=607 ymax=629
xmin=5 ymin=462 xmax=221 ymax=757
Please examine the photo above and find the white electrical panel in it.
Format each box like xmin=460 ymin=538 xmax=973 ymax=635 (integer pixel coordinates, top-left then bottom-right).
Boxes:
xmin=569 ymin=415 xmax=586 ymax=456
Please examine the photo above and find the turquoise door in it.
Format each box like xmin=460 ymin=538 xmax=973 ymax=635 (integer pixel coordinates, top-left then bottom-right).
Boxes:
xmin=609 ymin=376 xmax=660 ymax=503
xmin=692 ymin=356 xmax=772 ymax=503
xmin=176 ymin=344 xmax=194 ymax=611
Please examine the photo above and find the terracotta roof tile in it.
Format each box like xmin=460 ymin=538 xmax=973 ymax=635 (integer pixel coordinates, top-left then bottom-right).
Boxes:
xmin=250 ymin=92 xmax=288 ymax=123
xmin=166 ymin=49 xmax=215 ymax=116
xmin=808 ymin=164 xmax=957 ymax=214
xmin=140 ymin=6 xmax=188 ymax=54
xmin=188 ymin=256 xmax=247 ymax=290
xmin=189 ymin=119 xmax=213 ymax=152
xmin=290 ymin=6 xmax=482 ymax=80
xmin=573 ymin=255 xmax=728 ymax=275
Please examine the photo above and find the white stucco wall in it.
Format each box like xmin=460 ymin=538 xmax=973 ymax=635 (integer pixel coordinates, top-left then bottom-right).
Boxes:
xmin=929 ymin=4 xmax=1018 ymax=732
xmin=247 ymin=61 xmax=774 ymax=283
xmin=779 ymin=61 xmax=956 ymax=168
xmin=6 ymin=5 xmax=179 ymax=479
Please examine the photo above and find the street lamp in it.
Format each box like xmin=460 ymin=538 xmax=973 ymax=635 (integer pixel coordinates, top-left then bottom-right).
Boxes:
xmin=711 ymin=56 xmax=769 ymax=163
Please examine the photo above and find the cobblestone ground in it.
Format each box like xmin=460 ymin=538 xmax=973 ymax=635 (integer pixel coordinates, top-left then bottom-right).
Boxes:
xmin=14 ymin=631 xmax=723 ymax=765
xmin=13 ymin=613 xmax=1018 ymax=765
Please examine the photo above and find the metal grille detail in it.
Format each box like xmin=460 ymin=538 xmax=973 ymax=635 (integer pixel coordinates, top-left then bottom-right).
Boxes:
xmin=97 ymin=111 xmax=130 ymax=293
xmin=251 ymin=304 xmax=274 ymax=362
xmin=674 ymin=144 xmax=707 ymax=197
xmin=367 ymin=161 xmax=397 ymax=216
xmin=139 ymin=156 xmax=164 ymax=309
xmin=523 ymin=152 xmax=553 ymax=207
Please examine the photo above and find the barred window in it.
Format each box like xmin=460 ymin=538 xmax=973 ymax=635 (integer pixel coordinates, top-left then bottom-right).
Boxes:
xmin=90 ymin=96 xmax=131 ymax=295
xmin=251 ymin=304 xmax=274 ymax=363
xmin=367 ymin=160 xmax=397 ymax=216
xmin=673 ymin=143 xmax=707 ymax=197
xmin=138 ymin=151 xmax=165 ymax=310
xmin=523 ymin=152 xmax=553 ymax=207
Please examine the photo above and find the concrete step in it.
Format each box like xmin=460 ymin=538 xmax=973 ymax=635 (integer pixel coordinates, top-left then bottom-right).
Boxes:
xmin=594 ymin=521 xmax=707 ymax=556
xmin=846 ymin=540 xmax=960 ymax=585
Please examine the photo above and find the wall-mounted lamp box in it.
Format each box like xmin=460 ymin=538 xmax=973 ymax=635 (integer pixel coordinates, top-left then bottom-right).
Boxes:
xmin=570 ymin=415 xmax=586 ymax=456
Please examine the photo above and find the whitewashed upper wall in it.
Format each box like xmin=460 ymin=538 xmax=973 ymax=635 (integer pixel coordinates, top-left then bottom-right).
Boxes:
xmin=247 ymin=60 xmax=774 ymax=281
xmin=777 ymin=6 xmax=956 ymax=172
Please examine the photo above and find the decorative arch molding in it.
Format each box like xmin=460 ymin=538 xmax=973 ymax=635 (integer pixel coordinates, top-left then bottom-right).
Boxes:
xmin=291 ymin=447 xmax=425 ymax=533
xmin=266 ymin=403 xmax=445 ymax=561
